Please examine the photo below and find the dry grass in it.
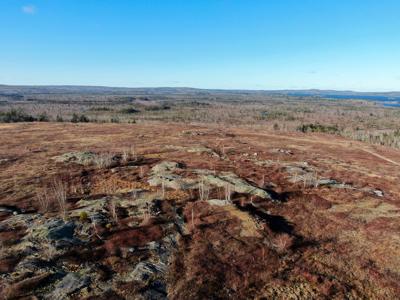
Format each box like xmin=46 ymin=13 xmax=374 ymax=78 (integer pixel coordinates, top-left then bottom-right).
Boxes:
xmin=140 ymin=204 xmax=151 ymax=226
xmin=108 ymin=198 xmax=118 ymax=224
xmin=224 ymin=183 xmax=232 ymax=202
xmin=198 ymin=178 xmax=210 ymax=201
xmin=94 ymin=152 xmax=115 ymax=169
xmin=122 ymin=145 xmax=136 ymax=163
xmin=36 ymin=189 xmax=50 ymax=213
xmin=51 ymin=179 xmax=67 ymax=220
xmin=92 ymin=177 xmax=150 ymax=194
xmin=272 ymin=234 xmax=294 ymax=254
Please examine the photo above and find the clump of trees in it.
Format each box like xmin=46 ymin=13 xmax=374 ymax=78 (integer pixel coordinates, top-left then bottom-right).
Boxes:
xmin=0 ymin=108 xmax=94 ymax=123
xmin=71 ymin=113 xmax=90 ymax=123
xmin=0 ymin=108 xmax=46 ymax=123
xmin=297 ymin=123 xmax=340 ymax=134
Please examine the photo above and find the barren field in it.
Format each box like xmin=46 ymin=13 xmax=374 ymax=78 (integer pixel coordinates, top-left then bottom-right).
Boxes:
xmin=1 ymin=122 xmax=400 ymax=299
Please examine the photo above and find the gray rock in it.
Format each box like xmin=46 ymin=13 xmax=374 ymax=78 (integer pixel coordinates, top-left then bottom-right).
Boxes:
xmin=149 ymin=173 xmax=186 ymax=189
xmin=274 ymin=148 xmax=293 ymax=155
xmin=15 ymin=257 xmax=50 ymax=273
xmin=70 ymin=198 xmax=109 ymax=223
xmin=373 ymin=189 xmax=384 ymax=197
xmin=48 ymin=273 xmax=91 ymax=299
xmin=317 ymin=178 xmax=351 ymax=189
xmin=0 ymin=158 xmax=10 ymax=164
xmin=1 ymin=214 xmax=37 ymax=232
xmin=317 ymin=179 xmax=340 ymax=186
xmin=151 ymin=161 xmax=182 ymax=174
xmin=47 ymin=220 xmax=76 ymax=241
xmin=148 ymin=161 xmax=196 ymax=190
xmin=207 ymin=199 xmax=232 ymax=206
xmin=29 ymin=219 xmax=81 ymax=248
xmin=202 ymin=172 xmax=271 ymax=199
xmin=129 ymin=262 xmax=167 ymax=283
xmin=143 ymin=280 xmax=168 ymax=300
xmin=53 ymin=151 xmax=97 ymax=165
xmin=148 ymin=161 xmax=272 ymax=199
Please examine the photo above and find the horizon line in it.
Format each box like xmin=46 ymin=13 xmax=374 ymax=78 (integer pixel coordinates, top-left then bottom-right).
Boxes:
xmin=1 ymin=84 xmax=400 ymax=94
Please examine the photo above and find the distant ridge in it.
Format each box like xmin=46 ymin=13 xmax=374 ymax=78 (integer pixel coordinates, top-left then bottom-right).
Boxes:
xmin=0 ymin=84 xmax=400 ymax=98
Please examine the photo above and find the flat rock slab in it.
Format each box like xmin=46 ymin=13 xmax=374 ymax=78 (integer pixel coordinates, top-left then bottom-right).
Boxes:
xmin=53 ymin=151 xmax=97 ymax=165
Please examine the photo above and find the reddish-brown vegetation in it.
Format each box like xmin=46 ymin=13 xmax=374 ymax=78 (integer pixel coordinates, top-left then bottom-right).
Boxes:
xmin=0 ymin=122 xmax=399 ymax=299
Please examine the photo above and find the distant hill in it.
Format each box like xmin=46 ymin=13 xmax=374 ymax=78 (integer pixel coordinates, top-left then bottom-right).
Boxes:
xmin=0 ymin=85 xmax=201 ymax=95
xmin=1 ymin=84 xmax=400 ymax=100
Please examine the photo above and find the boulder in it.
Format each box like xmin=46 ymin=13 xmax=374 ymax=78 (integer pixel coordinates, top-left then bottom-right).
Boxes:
xmin=128 ymin=261 xmax=167 ymax=283
xmin=29 ymin=219 xmax=81 ymax=248
xmin=47 ymin=220 xmax=75 ymax=240
xmin=48 ymin=272 xmax=91 ymax=299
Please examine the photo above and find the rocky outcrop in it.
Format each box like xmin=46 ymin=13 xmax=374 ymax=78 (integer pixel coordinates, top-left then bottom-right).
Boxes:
xmin=148 ymin=161 xmax=272 ymax=199
xmin=47 ymin=272 xmax=91 ymax=299
xmin=53 ymin=151 xmax=97 ymax=165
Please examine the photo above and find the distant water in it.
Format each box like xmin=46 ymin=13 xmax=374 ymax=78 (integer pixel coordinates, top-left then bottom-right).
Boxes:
xmin=287 ymin=93 xmax=400 ymax=107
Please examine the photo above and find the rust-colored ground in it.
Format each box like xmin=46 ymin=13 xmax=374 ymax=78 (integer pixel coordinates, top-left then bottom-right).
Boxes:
xmin=1 ymin=122 xmax=400 ymax=299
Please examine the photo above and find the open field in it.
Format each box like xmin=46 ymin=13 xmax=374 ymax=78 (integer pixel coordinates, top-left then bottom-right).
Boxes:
xmin=1 ymin=122 xmax=400 ymax=299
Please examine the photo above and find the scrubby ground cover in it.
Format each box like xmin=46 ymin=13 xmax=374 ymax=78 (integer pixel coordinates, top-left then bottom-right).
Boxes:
xmin=3 ymin=89 xmax=400 ymax=149
xmin=0 ymin=122 xmax=399 ymax=299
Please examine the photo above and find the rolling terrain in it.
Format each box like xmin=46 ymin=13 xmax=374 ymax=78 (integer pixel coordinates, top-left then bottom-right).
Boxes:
xmin=1 ymin=122 xmax=399 ymax=299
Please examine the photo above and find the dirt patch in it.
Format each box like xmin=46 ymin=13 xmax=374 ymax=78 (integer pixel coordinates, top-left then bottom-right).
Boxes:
xmin=104 ymin=225 xmax=164 ymax=255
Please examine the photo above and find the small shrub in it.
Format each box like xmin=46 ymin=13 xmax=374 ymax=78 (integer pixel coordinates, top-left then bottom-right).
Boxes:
xmin=144 ymin=105 xmax=170 ymax=111
xmin=79 ymin=114 xmax=90 ymax=122
xmin=37 ymin=112 xmax=50 ymax=122
xmin=79 ymin=211 xmax=88 ymax=221
xmin=259 ymin=110 xmax=290 ymax=120
xmin=90 ymin=106 xmax=113 ymax=112
xmin=122 ymin=146 xmax=136 ymax=163
xmin=51 ymin=179 xmax=67 ymax=220
xmin=272 ymin=233 xmax=294 ymax=253
xmin=71 ymin=113 xmax=79 ymax=123
xmin=94 ymin=152 xmax=115 ymax=169
xmin=120 ymin=107 xmax=140 ymax=114
xmin=71 ymin=113 xmax=89 ymax=123
xmin=36 ymin=189 xmax=50 ymax=213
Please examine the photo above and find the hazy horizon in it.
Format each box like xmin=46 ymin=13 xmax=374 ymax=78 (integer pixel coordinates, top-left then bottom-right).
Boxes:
xmin=1 ymin=83 xmax=400 ymax=94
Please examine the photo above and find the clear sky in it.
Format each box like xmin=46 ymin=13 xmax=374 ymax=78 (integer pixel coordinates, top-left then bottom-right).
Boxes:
xmin=1 ymin=0 xmax=400 ymax=91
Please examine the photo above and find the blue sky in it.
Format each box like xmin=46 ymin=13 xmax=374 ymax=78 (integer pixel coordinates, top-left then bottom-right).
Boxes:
xmin=1 ymin=0 xmax=400 ymax=91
